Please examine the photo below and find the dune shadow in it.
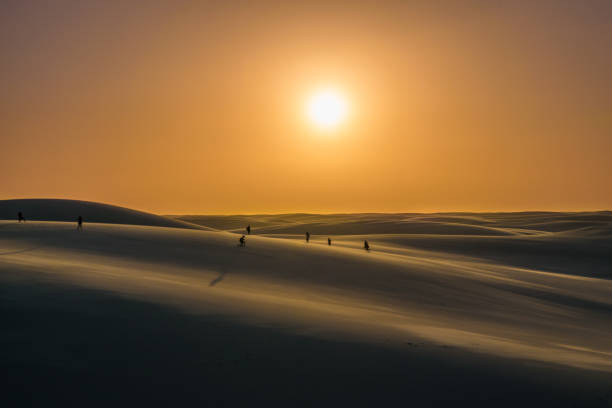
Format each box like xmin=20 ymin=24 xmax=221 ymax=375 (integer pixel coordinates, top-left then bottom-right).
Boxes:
xmin=3 ymin=272 xmax=612 ymax=407
xmin=0 ymin=223 xmax=20 ymax=229
xmin=209 ymin=268 xmax=228 ymax=287
xmin=0 ymin=246 xmax=43 ymax=256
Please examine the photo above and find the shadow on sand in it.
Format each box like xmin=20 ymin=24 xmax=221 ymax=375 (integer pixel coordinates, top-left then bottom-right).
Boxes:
xmin=2 ymin=271 xmax=612 ymax=407
xmin=0 ymin=246 xmax=43 ymax=256
xmin=209 ymin=268 xmax=228 ymax=287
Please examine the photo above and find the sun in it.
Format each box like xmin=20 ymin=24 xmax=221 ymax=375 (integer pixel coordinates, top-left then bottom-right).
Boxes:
xmin=306 ymin=89 xmax=348 ymax=129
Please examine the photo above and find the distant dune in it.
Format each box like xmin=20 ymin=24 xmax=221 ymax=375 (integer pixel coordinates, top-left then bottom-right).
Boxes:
xmin=174 ymin=211 xmax=612 ymax=237
xmin=174 ymin=212 xmax=612 ymax=279
xmin=2 ymin=202 xmax=612 ymax=406
xmin=0 ymin=199 xmax=203 ymax=229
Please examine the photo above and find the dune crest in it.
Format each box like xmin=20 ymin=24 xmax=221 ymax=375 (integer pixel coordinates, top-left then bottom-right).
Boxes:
xmin=0 ymin=199 xmax=205 ymax=230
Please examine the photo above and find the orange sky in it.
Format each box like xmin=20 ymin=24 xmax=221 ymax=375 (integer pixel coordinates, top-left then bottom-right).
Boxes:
xmin=1 ymin=1 xmax=611 ymax=214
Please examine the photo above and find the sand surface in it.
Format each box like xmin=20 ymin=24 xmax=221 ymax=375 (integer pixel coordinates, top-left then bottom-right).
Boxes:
xmin=0 ymin=199 xmax=204 ymax=230
xmin=2 ymin=204 xmax=612 ymax=406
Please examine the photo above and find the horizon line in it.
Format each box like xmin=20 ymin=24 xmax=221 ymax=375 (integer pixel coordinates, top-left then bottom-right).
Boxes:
xmin=2 ymin=198 xmax=610 ymax=216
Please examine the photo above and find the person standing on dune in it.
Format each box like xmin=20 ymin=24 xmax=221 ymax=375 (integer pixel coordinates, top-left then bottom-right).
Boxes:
xmin=18 ymin=211 xmax=25 ymax=223
xmin=306 ymin=232 xmax=310 ymax=243
xmin=77 ymin=216 xmax=83 ymax=231
xmin=246 ymin=225 xmax=251 ymax=235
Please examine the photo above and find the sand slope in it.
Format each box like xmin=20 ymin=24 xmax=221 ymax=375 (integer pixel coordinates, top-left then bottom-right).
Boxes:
xmin=178 ymin=212 xmax=612 ymax=279
xmin=2 ymin=210 xmax=612 ymax=406
xmin=1 ymin=199 xmax=203 ymax=229
xmin=175 ymin=211 xmax=612 ymax=235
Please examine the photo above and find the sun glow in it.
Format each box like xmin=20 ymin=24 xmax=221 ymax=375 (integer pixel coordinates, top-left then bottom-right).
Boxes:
xmin=306 ymin=89 xmax=348 ymax=129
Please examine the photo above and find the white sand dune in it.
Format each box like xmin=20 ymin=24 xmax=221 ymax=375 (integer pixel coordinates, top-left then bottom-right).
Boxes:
xmin=0 ymin=199 xmax=206 ymax=230
xmin=176 ymin=211 xmax=612 ymax=235
xmin=2 ymin=219 xmax=611 ymax=371
xmin=2 ymin=207 xmax=612 ymax=406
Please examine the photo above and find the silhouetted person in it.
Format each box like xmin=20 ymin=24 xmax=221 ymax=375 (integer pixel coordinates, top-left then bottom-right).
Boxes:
xmin=18 ymin=211 xmax=25 ymax=223
xmin=328 ymin=238 xmax=331 ymax=246
xmin=77 ymin=216 xmax=83 ymax=231
xmin=364 ymin=240 xmax=370 ymax=251
xmin=306 ymin=232 xmax=310 ymax=243
xmin=246 ymin=225 xmax=251 ymax=235
xmin=239 ymin=235 xmax=246 ymax=247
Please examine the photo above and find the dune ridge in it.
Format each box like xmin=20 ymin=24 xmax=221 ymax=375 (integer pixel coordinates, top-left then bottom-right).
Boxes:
xmin=0 ymin=199 xmax=205 ymax=230
xmin=174 ymin=211 xmax=612 ymax=236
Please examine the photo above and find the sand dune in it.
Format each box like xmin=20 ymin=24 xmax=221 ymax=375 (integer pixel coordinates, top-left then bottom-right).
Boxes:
xmin=175 ymin=211 xmax=612 ymax=235
xmin=2 ymin=207 xmax=612 ymax=406
xmin=0 ymin=199 xmax=204 ymax=230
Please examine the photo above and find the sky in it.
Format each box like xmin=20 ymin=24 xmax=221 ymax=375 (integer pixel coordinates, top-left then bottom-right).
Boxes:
xmin=1 ymin=0 xmax=611 ymax=214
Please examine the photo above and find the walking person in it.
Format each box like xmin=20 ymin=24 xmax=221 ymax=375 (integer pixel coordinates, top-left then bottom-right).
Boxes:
xmin=305 ymin=232 xmax=310 ymax=243
xmin=77 ymin=216 xmax=83 ymax=231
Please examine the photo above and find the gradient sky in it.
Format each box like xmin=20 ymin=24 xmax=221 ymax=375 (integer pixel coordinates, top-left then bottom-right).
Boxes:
xmin=1 ymin=0 xmax=611 ymax=214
